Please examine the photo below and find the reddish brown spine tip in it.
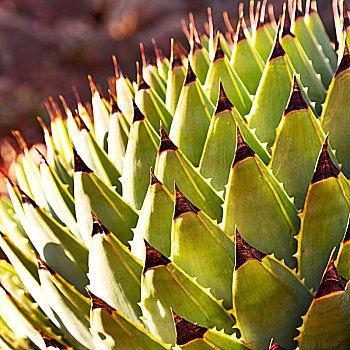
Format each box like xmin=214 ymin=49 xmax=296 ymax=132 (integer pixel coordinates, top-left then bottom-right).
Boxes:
xmin=232 ymin=127 xmax=255 ymax=167
xmin=284 ymin=79 xmax=308 ymax=115
xmin=21 ymin=191 xmax=39 ymax=208
xmin=335 ymin=44 xmax=350 ymax=78
xmin=344 ymin=217 xmax=350 ymax=243
xmin=88 ymin=290 xmax=116 ymax=315
xmin=143 ymin=239 xmax=171 ymax=274
xmin=88 ymin=75 xmax=97 ymax=95
xmin=91 ymin=213 xmax=110 ymax=236
xmin=214 ymin=38 xmax=225 ymax=61
xmin=73 ymin=149 xmax=93 ymax=173
xmin=311 ymin=137 xmax=340 ymax=184
xmin=172 ymin=310 xmax=208 ymax=345
xmin=184 ymin=62 xmax=197 ymax=85
xmin=269 ymin=339 xmax=287 ymax=350
xmin=36 ymin=253 xmax=55 ymax=275
xmin=174 ymin=184 xmax=200 ymax=220
xmin=132 ymin=101 xmax=146 ymax=123
xmin=235 ymin=228 xmax=266 ymax=270
xmin=315 ymin=258 xmax=347 ymax=299
xmin=215 ymin=82 xmax=233 ymax=115
xmin=269 ymin=37 xmax=286 ymax=60
xmin=159 ymin=126 xmax=178 ymax=154
xmin=150 ymin=167 xmax=162 ymax=186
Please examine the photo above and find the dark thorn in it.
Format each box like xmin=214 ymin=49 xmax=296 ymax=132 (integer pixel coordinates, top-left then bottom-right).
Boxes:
xmin=137 ymin=66 xmax=150 ymax=91
xmin=232 ymin=127 xmax=255 ymax=167
xmin=76 ymin=113 xmax=89 ymax=132
xmin=143 ymin=239 xmax=171 ymax=274
xmin=172 ymin=310 xmax=208 ymax=345
xmin=159 ymin=126 xmax=178 ymax=154
xmin=281 ymin=15 xmax=295 ymax=38
xmin=21 ymin=191 xmax=39 ymax=208
xmin=235 ymin=228 xmax=266 ymax=270
xmin=215 ymin=82 xmax=233 ymax=114
xmin=88 ymin=290 xmax=116 ymax=315
xmin=39 ymin=331 xmax=67 ymax=349
xmin=0 ymin=231 xmax=5 ymax=238
xmin=91 ymin=212 xmax=110 ymax=236
xmin=335 ymin=43 xmax=350 ymax=78
xmin=184 ymin=62 xmax=197 ymax=85
xmin=150 ymin=167 xmax=162 ymax=186
xmin=311 ymin=137 xmax=340 ymax=184
xmin=132 ymin=101 xmax=146 ymax=123
xmin=171 ymin=52 xmax=184 ymax=69
xmin=269 ymin=339 xmax=287 ymax=350
xmin=35 ymin=253 xmax=55 ymax=275
xmin=315 ymin=258 xmax=347 ymax=299
xmin=73 ymin=148 xmax=93 ymax=173
xmin=269 ymin=36 xmax=286 ymax=60
xmin=284 ymin=78 xmax=308 ymax=115
xmin=109 ymin=91 xmax=121 ymax=114
xmin=214 ymin=37 xmax=225 ymax=61
xmin=174 ymin=184 xmax=200 ymax=219
xmin=295 ymin=8 xmax=304 ymax=19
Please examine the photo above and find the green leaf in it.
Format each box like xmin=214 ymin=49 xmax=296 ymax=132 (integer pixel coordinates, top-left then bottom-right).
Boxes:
xmin=88 ymin=214 xmax=143 ymax=324
xmin=188 ymin=37 xmax=210 ymax=85
xmin=140 ymin=241 xmax=236 ymax=345
xmin=130 ymin=168 xmax=174 ymax=261
xmin=171 ymin=185 xmax=234 ymax=309
xmin=335 ymin=218 xmax=350 ymax=280
xmin=253 ymin=21 xmax=274 ymax=63
xmin=121 ymin=102 xmax=160 ymax=210
xmin=155 ymin=127 xmax=223 ymax=223
xmin=89 ymin=292 xmax=171 ymax=350
xmin=169 ymin=62 xmax=213 ymax=166
xmin=233 ymin=229 xmax=313 ymax=350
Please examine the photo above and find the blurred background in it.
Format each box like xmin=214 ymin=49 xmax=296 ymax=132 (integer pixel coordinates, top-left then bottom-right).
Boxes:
xmin=0 ymin=0 xmax=336 ymax=147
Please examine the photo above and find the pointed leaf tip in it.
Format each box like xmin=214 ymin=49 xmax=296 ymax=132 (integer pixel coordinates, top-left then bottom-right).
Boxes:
xmin=269 ymin=37 xmax=285 ymax=60
xmin=150 ymin=167 xmax=162 ymax=186
xmin=91 ymin=212 xmax=110 ymax=236
xmin=137 ymin=65 xmax=150 ymax=91
xmin=159 ymin=126 xmax=178 ymax=154
xmin=132 ymin=101 xmax=146 ymax=123
xmin=311 ymin=138 xmax=340 ymax=184
xmin=174 ymin=184 xmax=200 ymax=219
xmin=172 ymin=310 xmax=208 ymax=345
xmin=214 ymin=37 xmax=225 ymax=61
xmin=109 ymin=91 xmax=121 ymax=114
xmin=315 ymin=259 xmax=347 ymax=299
xmin=184 ymin=62 xmax=197 ymax=85
xmin=232 ymin=127 xmax=255 ymax=167
xmin=215 ymin=82 xmax=233 ymax=114
xmin=236 ymin=18 xmax=246 ymax=42
xmin=284 ymin=78 xmax=308 ymax=115
xmin=235 ymin=228 xmax=266 ymax=270
xmin=73 ymin=148 xmax=93 ymax=173
xmin=269 ymin=339 xmax=287 ymax=350
xmin=335 ymin=43 xmax=350 ymax=78
xmin=88 ymin=290 xmax=116 ymax=315
xmin=143 ymin=239 xmax=171 ymax=274
xmin=295 ymin=7 xmax=304 ymax=19
xmin=21 ymin=191 xmax=39 ymax=208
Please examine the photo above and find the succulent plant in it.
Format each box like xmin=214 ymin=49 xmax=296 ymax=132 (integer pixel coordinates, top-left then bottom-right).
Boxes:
xmin=0 ymin=1 xmax=350 ymax=349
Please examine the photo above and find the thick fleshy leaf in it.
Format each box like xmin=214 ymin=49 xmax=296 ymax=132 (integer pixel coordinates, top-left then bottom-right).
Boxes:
xmin=88 ymin=214 xmax=143 ymax=324
xmin=281 ymin=25 xmax=326 ymax=114
xmin=296 ymin=139 xmax=350 ymax=291
xmin=89 ymin=292 xmax=171 ymax=350
xmin=223 ymin=128 xmax=299 ymax=268
xmin=140 ymin=241 xmax=236 ymax=345
xmin=73 ymin=152 xmax=138 ymax=245
xmin=188 ymin=36 xmax=210 ymax=85
xmin=230 ymin=18 xmax=265 ymax=95
xmin=247 ymin=33 xmax=293 ymax=149
xmin=335 ymin=217 xmax=350 ymax=280
xmin=121 ymin=102 xmax=160 ymax=210
xmin=172 ymin=311 xmax=251 ymax=349
xmin=169 ymin=62 xmax=213 ymax=166
xmin=233 ymin=230 xmax=313 ymax=350
xmin=204 ymin=37 xmax=252 ymax=117
xmin=293 ymin=10 xmax=334 ymax=87
xmin=130 ymin=169 xmax=174 ymax=261
xmin=320 ymin=44 xmax=350 ymax=178
xmin=155 ymin=127 xmax=223 ymax=222
xmin=269 ymin=79 xmax=324 ymax=209
xmin=253 ymin=21 xmax=274 ymax=63
xmin=171 ymin=185 xmax=234 ymax=308
xmin=296 ymin=257 xmax=350 ymax=350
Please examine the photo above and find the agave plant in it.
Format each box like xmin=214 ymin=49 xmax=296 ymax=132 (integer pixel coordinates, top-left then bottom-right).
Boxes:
xmin=0 ymin=1 xmax=349 ymax=349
